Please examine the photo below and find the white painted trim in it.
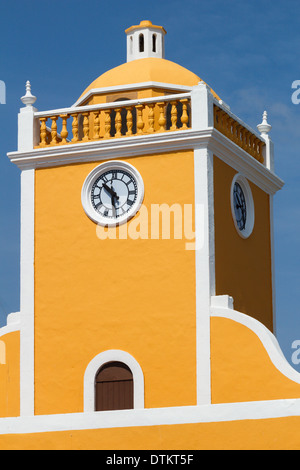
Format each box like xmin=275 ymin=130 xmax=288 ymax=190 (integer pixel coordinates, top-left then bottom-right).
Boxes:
xmin=6 ymin=311 xmax=21 ymax=326
xmin=18 ymin=105 xmax=39 ymax=152
xmin=208 ymin=128 xmax=284 ymax=195
xmin=36 ymin=92 xmax=191 ymax=119
xmin=20 ymin=169 xmax=35 ymax=417
xmin=2 ymin=399 xmax=300 ymax=435
xmin=191 ymin=82 xmax=214 ymax=130
xmin=0 ymin=317 xmax=20 ymax=338
xmin=210 ymin=305 xmax=300 ymax=385
xmin=73 ymin=82 xmax=193 ymax=107
xmin=8 ymin=129 xmax=284 ymax=196
xmin=194 ymin=147 xmax=215 ymax=405
xmin=84 ymin=350 xmax=145 ymax=412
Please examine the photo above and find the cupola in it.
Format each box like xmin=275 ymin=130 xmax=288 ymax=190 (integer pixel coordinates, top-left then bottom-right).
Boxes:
xmin=125 ymin=20 xmax=166 ymax=62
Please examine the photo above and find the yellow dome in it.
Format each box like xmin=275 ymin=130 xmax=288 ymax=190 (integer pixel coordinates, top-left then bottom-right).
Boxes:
xmin=79 ymin=58 xmax=220 ymax=101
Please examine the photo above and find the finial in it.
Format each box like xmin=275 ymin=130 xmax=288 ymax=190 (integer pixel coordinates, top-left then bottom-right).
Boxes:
xmin=21 ymin=80 xmax=37 ymax=107
xmin=257 ymin=110 xmax=271 ymax=136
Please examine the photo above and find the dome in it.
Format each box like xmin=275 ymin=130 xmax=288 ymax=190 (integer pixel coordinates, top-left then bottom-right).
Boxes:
xmin=78 ymin=57 xmax=220 ymax=102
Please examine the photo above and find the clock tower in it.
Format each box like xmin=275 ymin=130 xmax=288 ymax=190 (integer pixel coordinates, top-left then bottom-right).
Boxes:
xmin=1 ymin=20 xmax=300 ymax=450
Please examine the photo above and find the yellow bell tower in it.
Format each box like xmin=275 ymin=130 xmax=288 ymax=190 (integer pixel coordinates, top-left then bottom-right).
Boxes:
xmin=1 ymin=20 xmax=300 ymax=450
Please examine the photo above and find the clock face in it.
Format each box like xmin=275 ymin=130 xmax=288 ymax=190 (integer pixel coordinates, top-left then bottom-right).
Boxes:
xmin=230 ymin=174 xmax=254 ymax=239
xmin=82 ymin=161 xmax=144 ymax=226
xmin=91 ymin=169 xmax=138 ymax=221
xmin=233 ymin=182 xmax=247 ymax=231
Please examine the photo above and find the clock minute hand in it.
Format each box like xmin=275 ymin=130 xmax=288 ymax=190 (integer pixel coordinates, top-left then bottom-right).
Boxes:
xmin=103 ymin=183 xmax=119 ymax=200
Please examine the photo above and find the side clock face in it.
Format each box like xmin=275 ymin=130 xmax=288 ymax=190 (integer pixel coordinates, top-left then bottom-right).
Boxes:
xmin=230 ymin=174 xmax=254 ymax=239
xmin=82 ymin=161 xmax=144 ymax=226
xmin=233 ymin=182 xmax=247 ymax=231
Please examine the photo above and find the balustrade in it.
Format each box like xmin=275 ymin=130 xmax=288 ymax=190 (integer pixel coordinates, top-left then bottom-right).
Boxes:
xmin=213 ymin=105 xmax=265 ymax=164
xmin=35 ymin=96 xmax=191 ymax=149
xmin=34 ymin=96 xmax=265 ymax=167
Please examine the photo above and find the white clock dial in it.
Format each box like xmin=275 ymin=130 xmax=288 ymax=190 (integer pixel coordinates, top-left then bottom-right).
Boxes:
xmin=82 ymin=161 xmax=144 ymax=226
xmin=91 ymin=169 xmax=138 ymax=220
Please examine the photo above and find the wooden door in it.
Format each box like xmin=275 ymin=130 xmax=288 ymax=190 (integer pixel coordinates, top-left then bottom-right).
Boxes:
xmin=95 ymin=361 xmax=134 ymax=411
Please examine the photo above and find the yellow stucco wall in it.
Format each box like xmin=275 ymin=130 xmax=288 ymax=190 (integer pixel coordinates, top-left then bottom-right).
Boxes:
xmin=34 ymin=151 xmax=197 ymax=415
xmin=0 ymin=331 xmax=20 ymax=417
xmin=2 ymin=416 xmax=300 ymax=450
xmin=2 ymin=315 xmax=300 ymax=449
xmin=213 ymin=156 xmax=274 ymax=331
xmin=211 ymin=316 xmax=300 ymax=403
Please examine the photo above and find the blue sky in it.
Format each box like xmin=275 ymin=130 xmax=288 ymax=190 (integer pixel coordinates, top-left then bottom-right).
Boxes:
xmin=0 ymin=0 xmax=299 ymax=368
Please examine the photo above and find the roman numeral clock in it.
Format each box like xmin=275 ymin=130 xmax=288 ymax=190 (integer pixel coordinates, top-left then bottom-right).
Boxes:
xmin=81 ymin=161 xmax=144 ymax=226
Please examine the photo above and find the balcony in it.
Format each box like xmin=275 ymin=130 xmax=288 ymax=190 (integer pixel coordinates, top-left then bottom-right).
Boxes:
xmin=34 ymin=93 xmax=191 ymax=148
xmin=12 ymin=82 xmax=274 ymax=173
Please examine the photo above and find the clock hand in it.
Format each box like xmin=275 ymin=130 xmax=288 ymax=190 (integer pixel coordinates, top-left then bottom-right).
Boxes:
xmin=103 ymin=183 xmax=119 ymax=200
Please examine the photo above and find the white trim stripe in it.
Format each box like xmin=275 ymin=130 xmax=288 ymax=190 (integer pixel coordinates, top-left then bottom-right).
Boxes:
xmin=8 ymin=129 xmax=284 ymax=195
xmin=73 ymin=82 xmax=194 ymax=107
xmin=1 ymin=399 xmax=300 ymax=435
xmin=84 ymin=350 xmax=145 ymax=412
xmin=194 ymin=148 xmax=214 ymax=405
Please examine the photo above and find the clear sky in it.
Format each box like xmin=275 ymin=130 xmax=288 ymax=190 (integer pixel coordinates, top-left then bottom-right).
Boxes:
xmin=0 ymin=0 xmax=299 ymax=369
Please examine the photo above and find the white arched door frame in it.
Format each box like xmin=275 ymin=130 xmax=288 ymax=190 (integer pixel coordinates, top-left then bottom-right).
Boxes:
xmin=83 ymin=350 xmax=145 ymax=412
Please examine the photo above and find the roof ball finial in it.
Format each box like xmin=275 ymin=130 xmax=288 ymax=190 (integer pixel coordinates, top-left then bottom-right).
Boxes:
xmin=21 ymin=80 xmax=37 ymax=108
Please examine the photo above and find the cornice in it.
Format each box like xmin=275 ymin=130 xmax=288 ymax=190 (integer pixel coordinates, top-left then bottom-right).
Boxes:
xmin=7 ymin=128 xmax=284 ymax=195
xmin=73 ymin=81 xmax=193 ymax=107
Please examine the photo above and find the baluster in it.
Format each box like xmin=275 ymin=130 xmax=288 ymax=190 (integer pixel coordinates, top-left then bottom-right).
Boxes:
xmin=227 ymin=117 xmax=234 ymax=139
xmin=218 ymin=110 xmax=225 ymax=133
xmin=114 ymin=108 xmax=122 ymax=138
xmin=157 ymin=102 xmax=166 ymax=132
xmin=136 ymin=104 xmax=145 ymax=134
xmin=126 ymin=107 xmax=133 ymax=136
xmin=60 ymin=114 xmax=69 ymax=145
xmin=257 ymin=140 xmax=264 ymax=163
xmin=249 ymin=134 xmax=255 ymax=157
xmin=214 ymin=107 xmax=219 ymax=130
xmin=40 ymin=117 xmax=48 ymax=146
xmin=82 ymin=112 xmax=90 ymax=141
xmin=104 ymin=109 xmax=111 ymax=139
xmin=180 ymin=99 xmax=189 ymax=130
xmin=170 ymin=101 xmax=178 ymax=131
xmin=93 ymin=111 xmax=100 ymax=140
xmin=231 ymin=121 xmax=238 ymax=144
xmin=147 ymin=103 xmax=155 ymax=133
xmin=235 ymin=124 xmax=242 ymax=146
xmin=221 ymin=111 xmax=229 ymax=137
xmin=242 ymin=129 xmax=248 ymax=151
xmin=245 ymin=131 xmax=251 ymax=153
xmin=71 ymin=114 xmax=79 ymax=143
xmin=50 ymin=116 xmax=58 ymax=145
xmin=224 ymin=114 xmax=230 ymax=137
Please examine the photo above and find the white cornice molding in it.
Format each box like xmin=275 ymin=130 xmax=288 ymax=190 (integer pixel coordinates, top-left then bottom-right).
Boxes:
xmin=208 ymin=128 xmax=284 ymax=195
xmin=7 ymin=128 xmax=284 ymax=195
xmin=73 ymin=81 xmax=194 ymax=107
